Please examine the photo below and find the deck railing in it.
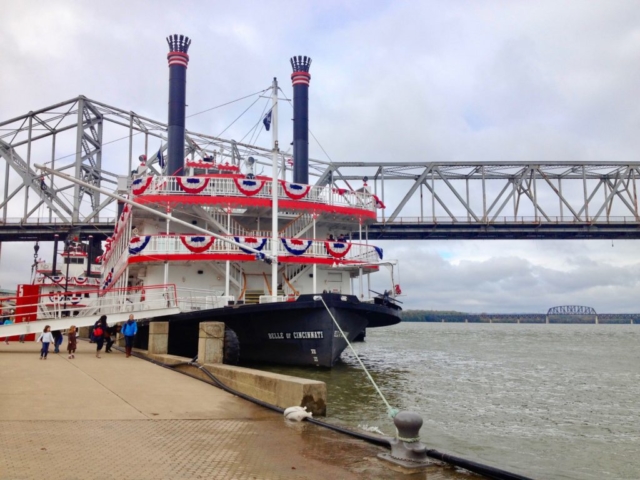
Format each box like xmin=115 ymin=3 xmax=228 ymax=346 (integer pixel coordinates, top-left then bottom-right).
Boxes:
xmin=136 ymin=176 xmax=377 ymax=213
xmin=133 ymin=234 xmax=381 ymax=264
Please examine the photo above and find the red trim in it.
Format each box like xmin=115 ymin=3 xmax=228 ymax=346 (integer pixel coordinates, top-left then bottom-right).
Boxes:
xmin=127 ymin=253 xmax=373 ymax=266
xmin=129 ymin=253 xmax=255 ymax=264
xmin=136 ymin=195 xmax=376 ymax=219
xmin=291 ymin=72 xmax=311 ymax=78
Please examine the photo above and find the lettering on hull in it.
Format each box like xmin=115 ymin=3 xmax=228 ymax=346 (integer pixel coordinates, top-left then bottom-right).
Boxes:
xmin=267 ymin=331 xmax=324 ymax=340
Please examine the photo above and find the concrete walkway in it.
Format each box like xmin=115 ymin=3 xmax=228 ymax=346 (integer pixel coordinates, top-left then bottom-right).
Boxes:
xmin=0 ymin=339 xmax=466 ymax=480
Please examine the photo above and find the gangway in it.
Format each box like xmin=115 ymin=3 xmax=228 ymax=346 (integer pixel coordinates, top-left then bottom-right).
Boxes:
xmin=0 ymin=307 xmax=181 ymax=338
xmin=0 ymin=284 xmax=187 ymax=337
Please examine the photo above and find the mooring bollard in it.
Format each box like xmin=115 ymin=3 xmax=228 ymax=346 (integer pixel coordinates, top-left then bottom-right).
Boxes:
xmin=378 ymin=411 xmax=432 ymax=468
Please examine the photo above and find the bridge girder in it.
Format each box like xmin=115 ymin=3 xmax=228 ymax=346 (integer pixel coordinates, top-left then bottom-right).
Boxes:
xmin=1 ymin=96 xmax=640 ymax=243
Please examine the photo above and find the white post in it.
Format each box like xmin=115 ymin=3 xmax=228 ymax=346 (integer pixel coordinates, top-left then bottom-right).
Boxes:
xmin=271 ymin=77 xmax=279 ymax=300
xmin=358 ymin=220 xmax=363 ymax=299
xmin=225 ymin=209 xmax=230 ymax=298
xmin=312 ymin=214 xmax=317 ymax=294
xmin=164 ymin=212 xmax=170 ymax=286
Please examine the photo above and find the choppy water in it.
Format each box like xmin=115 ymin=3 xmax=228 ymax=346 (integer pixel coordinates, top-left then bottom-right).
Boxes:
xmin=261 ymin=323 xmax=640 ymax=480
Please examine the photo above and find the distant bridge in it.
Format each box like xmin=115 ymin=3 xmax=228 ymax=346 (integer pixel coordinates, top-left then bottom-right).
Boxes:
xmin=547 ymin=305 xmax=597 ymax=316
xmin=418 ymin=305 xmax=639 ymax=324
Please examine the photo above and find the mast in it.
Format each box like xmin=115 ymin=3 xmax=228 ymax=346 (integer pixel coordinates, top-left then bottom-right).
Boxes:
xmin=271 ymin=77 xmax=279 ymax=299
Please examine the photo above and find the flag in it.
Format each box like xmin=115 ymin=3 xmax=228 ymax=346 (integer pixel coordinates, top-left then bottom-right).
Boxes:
xmin=263 ymin=110 xmax=272 ymax=131
xmin=156 ymin=146 xmax=165 ymax=169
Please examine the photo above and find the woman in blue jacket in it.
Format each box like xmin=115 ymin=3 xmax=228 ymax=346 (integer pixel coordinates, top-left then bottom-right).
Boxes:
xmin=121 ymin=314 xmax=137 ymax=358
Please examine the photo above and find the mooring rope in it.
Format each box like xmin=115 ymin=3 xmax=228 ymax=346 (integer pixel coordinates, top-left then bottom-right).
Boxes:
xmin=315 ymin=296 xmax=399 ymax=419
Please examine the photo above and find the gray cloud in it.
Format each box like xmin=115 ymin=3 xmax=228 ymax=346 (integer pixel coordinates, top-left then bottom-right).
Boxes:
xmin=1 ymin=1 xmax=639 ymax=313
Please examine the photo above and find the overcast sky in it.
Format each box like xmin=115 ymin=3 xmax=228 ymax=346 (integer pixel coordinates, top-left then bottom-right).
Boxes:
xmin=1 ymin=0 xmax=639 ymax=312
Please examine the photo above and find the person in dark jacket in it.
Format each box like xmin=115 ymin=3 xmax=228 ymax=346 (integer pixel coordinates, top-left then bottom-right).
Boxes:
xmin=94 ymin=315 xmax=108 ymax=358
xmin=104 ymin=325 xmax=115 ymax=353
xmin=52 ymin=330 xmax=63 ymax=353
xmin=121 ymin=314 xmax=137 ymax=358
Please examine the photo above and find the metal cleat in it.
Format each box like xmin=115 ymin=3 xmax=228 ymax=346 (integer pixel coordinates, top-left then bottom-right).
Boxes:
xmin=378 ymin=411 xmax=433 ymax=469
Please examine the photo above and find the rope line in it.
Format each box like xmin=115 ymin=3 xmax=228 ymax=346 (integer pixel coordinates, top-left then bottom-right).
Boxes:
xmin=315 ymin=296 xmax=398 ymax=419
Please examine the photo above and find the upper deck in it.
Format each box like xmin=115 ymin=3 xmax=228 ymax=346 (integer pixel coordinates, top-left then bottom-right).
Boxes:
xmin=131 ymin=174 xmax=382 ymax=219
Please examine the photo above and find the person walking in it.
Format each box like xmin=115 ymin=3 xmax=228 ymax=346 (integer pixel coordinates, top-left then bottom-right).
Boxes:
xmin=93 ymin=315 xmax=107 ymax=358
xmin=67 ymin=325 xmax=77 ymax=359
xmin=104 ymin=324 xmax=115 ymax=353
xmin=52 ymin=330 xmax=63 ymax=353
xmin=2 ymin=317 xmax=13 ymax=344
xmin=37 ymin=326 xmax=54 ymax=360
xmin=121 ymin=314 xmax=137 ymax=358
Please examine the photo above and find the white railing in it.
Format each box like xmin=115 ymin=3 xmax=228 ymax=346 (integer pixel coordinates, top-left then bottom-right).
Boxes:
xmin=175 ymin=287 xmax=234 ymax=311
xmin=2 ymin=285 xmax=179 ymax=324
xmin=132 ymin=234 xmax=381 ymax=264
xmin=259 ymin=295 xmax=288 ymax=304
xmin=137 ymin=176 xmax=377 ymax=214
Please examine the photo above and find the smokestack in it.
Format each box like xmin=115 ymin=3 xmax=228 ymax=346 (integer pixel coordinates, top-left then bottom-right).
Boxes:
xmin=290 ymin=55 xmax=312 ymax=185
xmin=166 ymin=34 xmax=191 ymax=177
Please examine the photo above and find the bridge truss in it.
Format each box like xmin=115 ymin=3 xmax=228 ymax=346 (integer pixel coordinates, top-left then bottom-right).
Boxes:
xmin=1 ymin=96 xmax=639 ymax=242
xmin=0 ymin=96 xmax=280 ymax=241
xmin=317 ymin=162 xmax=640 ymax=239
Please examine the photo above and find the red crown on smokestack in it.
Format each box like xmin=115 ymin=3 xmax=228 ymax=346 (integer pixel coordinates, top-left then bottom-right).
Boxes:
xmin=167 ymin=34 xmax=191 ymax=68
xmin=290 ymin=55 xmax=312 ymax=86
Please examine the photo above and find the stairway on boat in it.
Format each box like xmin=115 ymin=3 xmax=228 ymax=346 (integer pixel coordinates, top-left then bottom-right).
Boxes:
xmin=244 ymin=289 xmax=286 ymax=305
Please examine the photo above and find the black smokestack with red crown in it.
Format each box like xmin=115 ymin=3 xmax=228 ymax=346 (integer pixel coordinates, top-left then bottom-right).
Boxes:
xmin=290 ymin=56 xmax=312 ymax=185
xmin=166 ymin=34 xmax=191 ymax=176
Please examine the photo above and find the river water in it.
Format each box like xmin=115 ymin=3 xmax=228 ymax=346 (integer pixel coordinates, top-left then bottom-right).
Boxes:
xmin=261 ymin=323 xmax=640 ymax=480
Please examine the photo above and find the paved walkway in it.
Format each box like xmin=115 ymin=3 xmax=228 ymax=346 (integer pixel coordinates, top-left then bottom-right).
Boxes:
xmin=0 ymin=339 xmax=467 ymax=480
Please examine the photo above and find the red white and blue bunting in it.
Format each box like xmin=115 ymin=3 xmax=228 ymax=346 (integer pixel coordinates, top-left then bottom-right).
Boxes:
xmin=179 ymin=235 xmax=215 ymax=253
xmin=374 ymin=246 xmax=383 ymax=260
xmin=132 ymin=176 xmax=153 ymax=195
xmin=128 ymin=236 xmax=151 ymax=255
xmin=49 ymin=293 xmax=62 ymax=303
xmin=177 ymin=177 xmax=210 ymax=194
xmin=280 ymin=180 xmax=311 ymax=200
xmin=234 ymin=236 xmax=267 ymax=254
xmin=281 ymin=238 xmax=313 ymax=256
xmin=67 ymin=294 xmax=82 ymax=305
xmin=74 ymin=276 xmax=89 ymax=285
xmin=233 ymin=177 xmax=265 ymax=196
xmin=50 ymin=275 xmax=64 ymax=284
xmin=372 ymin=194 xmax=386 ymax=209
xmin=102 ymin=268 xmax=114 ymax=290
xmin=324 ymin=241 xmax=352 ymax=259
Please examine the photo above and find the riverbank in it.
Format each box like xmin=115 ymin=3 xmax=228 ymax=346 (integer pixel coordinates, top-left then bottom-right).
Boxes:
xmin=0 ymin=339 xmax=467 ymax=480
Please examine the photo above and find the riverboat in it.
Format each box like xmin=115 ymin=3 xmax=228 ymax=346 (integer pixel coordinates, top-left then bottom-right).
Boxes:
xmin=36 ymin=35 xmax=403 ymax=367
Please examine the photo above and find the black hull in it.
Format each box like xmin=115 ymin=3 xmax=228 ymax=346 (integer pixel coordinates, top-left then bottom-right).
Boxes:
xmin=149 ymin=293 xmax=401 ymax=367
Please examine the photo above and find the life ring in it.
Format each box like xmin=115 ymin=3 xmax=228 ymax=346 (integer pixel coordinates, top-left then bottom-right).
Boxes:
xmin=140 ymin=288 xmax=146 ymax=302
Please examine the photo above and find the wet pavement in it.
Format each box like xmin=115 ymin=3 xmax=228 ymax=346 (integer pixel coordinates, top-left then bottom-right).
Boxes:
xmin=0 ymin=339 xmax=472 ymax=479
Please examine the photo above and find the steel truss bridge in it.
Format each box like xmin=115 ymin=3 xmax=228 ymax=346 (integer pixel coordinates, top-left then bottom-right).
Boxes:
xmin=1 ymin=96 xmax=640 ymax=243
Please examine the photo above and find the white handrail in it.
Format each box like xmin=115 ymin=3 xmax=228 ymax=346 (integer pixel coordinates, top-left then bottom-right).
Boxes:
xmin=131 ymin=234 xmax=380 ymax=264
xmin=136 ymin=176 xmax=377 ymax=213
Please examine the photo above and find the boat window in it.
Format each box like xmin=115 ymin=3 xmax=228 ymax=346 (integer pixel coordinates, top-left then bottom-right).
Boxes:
xmin=63 ymin=258 xmax=84 ymax=264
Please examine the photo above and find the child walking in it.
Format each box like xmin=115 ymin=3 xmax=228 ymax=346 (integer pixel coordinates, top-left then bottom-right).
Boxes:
xmin=37 ymin=325 xmax=54 ymax=360
xmin=67 ymin=325 xmax=77 ymax=359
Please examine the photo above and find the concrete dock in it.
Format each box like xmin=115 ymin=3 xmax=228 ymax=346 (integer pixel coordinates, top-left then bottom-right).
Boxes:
xmin=0 ymin=339 xmax=468 ymax=479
